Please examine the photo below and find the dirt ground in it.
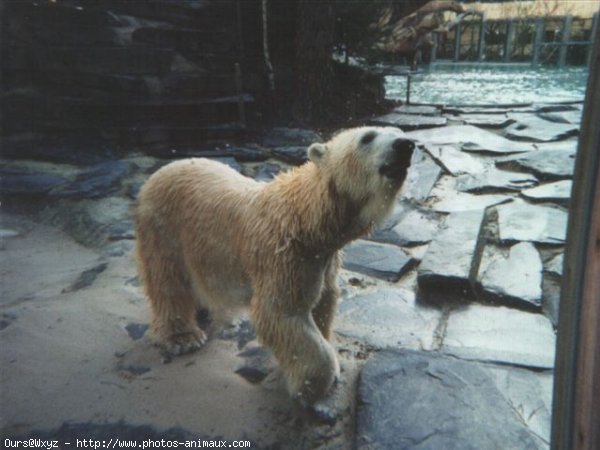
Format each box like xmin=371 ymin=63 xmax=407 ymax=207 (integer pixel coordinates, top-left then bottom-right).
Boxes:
xmin=1 ymin=212 xmax=376 ymax=449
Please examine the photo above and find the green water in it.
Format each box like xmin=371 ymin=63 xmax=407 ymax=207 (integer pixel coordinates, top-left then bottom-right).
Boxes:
xmin=385 ymin=65 xmax=589 ymax=105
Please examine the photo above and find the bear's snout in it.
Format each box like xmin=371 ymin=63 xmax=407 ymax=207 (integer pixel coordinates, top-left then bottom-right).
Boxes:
xmin=392 ymin=138 xmax=415 ymax=153
xmin=379 ymin=137 xmax=415 ymax=180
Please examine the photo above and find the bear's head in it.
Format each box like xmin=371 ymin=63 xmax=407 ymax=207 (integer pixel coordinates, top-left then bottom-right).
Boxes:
xmin=307 ymin=126 xmax=416 ymax=226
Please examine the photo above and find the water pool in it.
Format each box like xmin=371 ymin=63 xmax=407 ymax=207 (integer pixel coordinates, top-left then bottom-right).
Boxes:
xmin=384 ymin=65 xmax=589 ymax=105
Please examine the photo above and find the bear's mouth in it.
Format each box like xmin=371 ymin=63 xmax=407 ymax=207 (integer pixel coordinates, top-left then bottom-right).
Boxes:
xmin=379 ymin=139 xmax=416 ymax=180
xmin=379 ymin=160 xmax=409 ymax=180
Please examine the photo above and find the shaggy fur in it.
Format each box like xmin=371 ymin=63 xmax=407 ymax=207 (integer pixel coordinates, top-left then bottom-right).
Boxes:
xmin=134 ymin=126 xmax=414 ymax=404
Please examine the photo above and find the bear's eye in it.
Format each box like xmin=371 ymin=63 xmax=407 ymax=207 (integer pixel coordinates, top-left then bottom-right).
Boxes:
xmin=360 ymin=131 xmax=377 ymax=145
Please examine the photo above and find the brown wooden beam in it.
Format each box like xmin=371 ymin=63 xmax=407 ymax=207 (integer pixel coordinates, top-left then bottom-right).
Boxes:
xmin=551 ymin=20 xmax=600 ymax=450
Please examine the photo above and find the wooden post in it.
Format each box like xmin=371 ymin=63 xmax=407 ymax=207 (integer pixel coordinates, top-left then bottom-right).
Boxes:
xmin=559 ymin=15 xmax=573 ymax=67
xmin=532 ymin=17 xmax=545 ymax=67
xmin=504 ymin=20 xmax=515 ymax=63
xmin=478 ymin=12 xmax=486 ymax=62
xmin=454 ymin=21 xmax=462 ymax=62
xmin=551 ymin=21 xmax=600 ymax=450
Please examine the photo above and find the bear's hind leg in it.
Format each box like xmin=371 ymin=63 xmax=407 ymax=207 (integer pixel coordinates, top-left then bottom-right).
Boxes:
xmin=136 ymin=239 xmax=207 ymax=355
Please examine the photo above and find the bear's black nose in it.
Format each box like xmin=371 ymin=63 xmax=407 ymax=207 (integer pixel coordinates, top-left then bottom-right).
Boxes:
xmin=392 ymin=138 xmax=415 ymax=153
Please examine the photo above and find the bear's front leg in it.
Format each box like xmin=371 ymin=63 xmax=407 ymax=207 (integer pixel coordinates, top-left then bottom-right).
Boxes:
xmin=311 ymin=253 xmax=342 ymax=340
xmin=251 ymin=294 xmax=340 ymax=405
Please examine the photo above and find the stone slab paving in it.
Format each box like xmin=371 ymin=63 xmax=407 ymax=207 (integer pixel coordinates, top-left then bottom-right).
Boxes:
xmin=357 ymin=349 xmax=547 ymax=450
xmin=505 ymin=114 xmax=579 ymax=142
xmin=370 ymin=112 xmax=447 ymax=129
xmin=423 ymin=145 xmax=486 ymax=176
xmin=109 ymin=220 xmax=135 ymax=241
xmin=534 ymin=139 xmax=579 ymax=152
xmin=407 ymin=125 xmax=535 ymax=154
xmin=429 ymin=191 xmax=512 ymax=213
xmin=207 ymin=156 xmax=242 ymax=172
xmin=336 ymin=288 xmax=440 ymax=350
xmin=370 ymin=202 xmax=443 ymax=247
xmin=417 ymin=210 xmax=484 ymax=293
xmin=402 ymin=149 xmax=442 ymax=202
xmin=169 ymin=146 xmax=268 ymax=163
xmin=442 ymin=304 xmax=556 ymax=369
xmin=496 ymin=148 xmax=576 ymax=180
xmin=0 ymin=216 xmax=102 ymax=307
xmin=477 ymin=242 xmax=543 ymax=310
xmin=458 ymin=113 xmax=514 ymax=128
xmin=254 ymin=162 xmax=282 ymax=182
xmin=521 ymin=180 xmax=572 ymax=204
xmin=394 ymin=104 xmax=440 ymax=115
xmin=537 ymin=110 xmax=582 ymax=125
xmin=55 ymin=161 xmax=133 ymax=199
xmin=342 ymin=240 xmax=416 ymax=281
xmin=541 ymin=251 xmax=564 ymax=328
xmin=485 ymin=364 xmax=553 ymax=445
xmin=443 ymin=105 xmax=535 ymax=115
xmin=542 ymin=277 xmax=562 ymax=328
xmin=546 ymin=253 xmax=564 ymax=276
xmin=495 ymin=200 xmax=568 ymax=245
xmin=456 ymin=168 xmax=538 ymax=193
xmin=2 ymin=116 xmax=570 ymax=448
xmin=1 ymin=167 xmax=69 ymax=196
xmin=389 ymin=206 xmax=442 ymax=246
xmin=534 ymin=103 xmax=582 ymax=113
xmin=270 ymin=146 xmax=308 ymax=164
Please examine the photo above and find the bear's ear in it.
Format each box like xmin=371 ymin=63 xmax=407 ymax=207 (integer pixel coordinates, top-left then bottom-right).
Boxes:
xmin=307 ymin=143 xmax=327 ymax=164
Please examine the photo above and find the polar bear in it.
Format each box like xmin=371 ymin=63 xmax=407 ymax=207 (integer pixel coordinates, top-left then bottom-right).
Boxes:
xmin=134 ymin=126 xmax=415 ymax=404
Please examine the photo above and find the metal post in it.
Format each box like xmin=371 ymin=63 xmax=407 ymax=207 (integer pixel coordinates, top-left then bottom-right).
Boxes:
xmin=559 ymin=15 xmax=574 ymax=67
xmin=532 ymin=17 xmax=545 ymax=67
xmin=430 ymin=32 xmax=438 ymax=63
xmin=406 ymin=73 xmax=411 ymax=105
xmin=454 ymin=21 xmax=462 ymax=62
xmin=478 ymin=12 xmax=486 ymax=62
xmin=504 ymin=20 xmax=515 ymax=62
xmin=588 ymin=13 xmax=599 ymax=67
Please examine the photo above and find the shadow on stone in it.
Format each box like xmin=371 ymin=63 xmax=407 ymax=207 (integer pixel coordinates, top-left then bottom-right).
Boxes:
xmin=218 ymin=319 xmax=256 ymax=350
xmin=417 ymin=210 xmax=485 ymax=301
xmin=342 ymin=240 xmax=416 ymax=282
xmin=235 ymin=346 xmax=272 ymax=384
xmin=125 ymin=322 xmax=149 ymax=341
xmin=64 ymin=262 xmax=108 ymax=292
xmin=55 ymin=161 xmax=132 ymax=199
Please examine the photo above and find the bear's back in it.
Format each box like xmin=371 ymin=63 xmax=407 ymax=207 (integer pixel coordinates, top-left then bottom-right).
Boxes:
xmin=136 ymin=158 xmax=262 ymax=243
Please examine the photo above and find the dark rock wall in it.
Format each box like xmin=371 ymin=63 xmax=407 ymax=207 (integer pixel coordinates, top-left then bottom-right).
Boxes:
xmin=1 ymin=0 xmax=389 ymax=159
xmin=1 ymin=0 xmax=263 ymax=156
